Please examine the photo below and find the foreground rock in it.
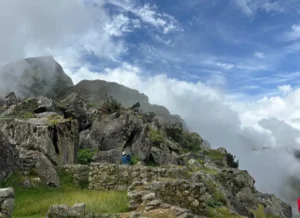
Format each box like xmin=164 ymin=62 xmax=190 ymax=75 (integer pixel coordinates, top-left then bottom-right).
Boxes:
xmin=0 ymin=97 xmax=79 ymax=185
xmin=0 ymin=188 xmax=15 ymax=218
xmin=0 ymin=133 xmax=17 ymax=182
xmin=0 ymin=115 xmax=79 ymax=166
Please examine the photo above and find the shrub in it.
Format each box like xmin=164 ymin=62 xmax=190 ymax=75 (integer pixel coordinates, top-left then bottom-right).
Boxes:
xmin=87 ymin=103 xmax=97 ymax=108
xmin=55 ymin=101 xmax=67 ymax=110
xmin=165 ymin=125 xmax=183 ymax=142
xmin=130 ymin=155 xmax=140 ymax=165
xmin=100 ymin=96 xmax=122 ymax=114
xmin=78 ymin=148 xmax=94 ymax=165
xmin=21 ymin=112 xmax=34 ymax=120
xmin=251 ymin=204 xmax=280 ymax=218
xmin=204 ymin=180 xmax=227 ymax=206
xmin=148 ymin=129 xmax=165 ymax=146
xmin=226 ymin=153 xmax=239 ymax=168
xmin=182 ymin=132 xmax=203 ymax=152
xmin=164 ymin=124 xmax=203 ymax=152
xmin=207 ymin=206 xmax=242 ymax=218
xmin=204 ymin=149 xmax=226 ymax=167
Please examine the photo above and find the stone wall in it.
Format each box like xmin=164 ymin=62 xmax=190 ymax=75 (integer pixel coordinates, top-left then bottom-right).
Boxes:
xmin=0 ymin=188 xmax=15 ymax=218
xmin=148 ymin=180 xmax=208 ymax=214
xmin=46 ymin=203 xmax=123 ymax=218
xmin=127 ymin=179 xmax=209 ymax=216
xmin=62 ymin=165 xmax=90 ymax=187
xmin=88 ymin=163 xmax=189 ymax=191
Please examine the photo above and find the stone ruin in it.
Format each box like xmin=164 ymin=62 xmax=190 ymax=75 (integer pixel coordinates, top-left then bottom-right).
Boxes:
xmin=0 ymin=92 xmax=21 ymax=108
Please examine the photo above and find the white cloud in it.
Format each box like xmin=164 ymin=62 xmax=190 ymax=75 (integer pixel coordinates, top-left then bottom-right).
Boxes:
xmin=278 ymin=84 xmax=292 ymax=96
xmin=107 ymin=1 xmax=182 ymax=34
xmin=280 ymin=24 xmax=300 ymax=42
xmin=234 ymin=0 xmax=297 ymax=16
xmin=0 ymin=0 xmax=128 ymax=65
xmin=254 ymin=52 xmax=265 ymax=59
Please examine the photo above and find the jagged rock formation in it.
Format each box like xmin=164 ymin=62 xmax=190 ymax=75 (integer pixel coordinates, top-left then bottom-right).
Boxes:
xmin=0 ymin=56 xmax=73 ymax=99
xmin=77 ymin=96 xmax=203 ymax=165
xmin=58 ymin=80 xmax=188 ymax=130
xmin=0 ymin=97 xmax=79 ymax=186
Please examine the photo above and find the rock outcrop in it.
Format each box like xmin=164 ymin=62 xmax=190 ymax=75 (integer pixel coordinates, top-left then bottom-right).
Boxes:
xmin=0 ymin=132 xmax=17 ymax=182
xmin=0 ymin=188 xmax=15 ymax=218
xmin=0 ymin=97 xmax=79 ymax=185
xmin=0 ymin=56 xmax=73 ymax=99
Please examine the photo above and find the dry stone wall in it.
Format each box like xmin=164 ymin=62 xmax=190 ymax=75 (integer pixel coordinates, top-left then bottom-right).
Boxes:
xmin=46 ymin=203 xmax=124 ymax=218
xmin=88 ymin=163 xmax=189 ymax=190
xmin=0 ymin=188 xmax=15 ymax=218
xmin=62 ymin=165 xmax=90 ymax=187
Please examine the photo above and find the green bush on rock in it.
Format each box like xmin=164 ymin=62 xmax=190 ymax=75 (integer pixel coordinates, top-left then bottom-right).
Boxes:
xmin=148 ymin=129 xmax=165 ymax=146
xmin=78 ymin=148 xmax=94 ymax=165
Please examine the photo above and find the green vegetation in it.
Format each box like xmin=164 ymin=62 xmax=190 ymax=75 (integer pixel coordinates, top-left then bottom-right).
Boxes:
xmin=251 ymin=204 xmax=280 ymax=218
xmin=100 ymin=96 xmax=122 ymax=114
xmin=226 ymin=153 xmax=239 ymax=168
xmin=207 ymin=206 xmax=243 ymax=218
xmin=130 ymin=155 xmax=141 ymax=165
xmin=204 ymin=179 xmax=227 ymax=207
xmin=0 ymin=171 xmax=128 ymax=218
xmin=55 ymin=101 xmax=67 ymax=110
xmin=182 ymin=132 xmax=203 ymax=151
xmin=78 ymin=148 xmax=95 ymax=165
xmin=164 ymin=124 xmax=203 ymax=152
xmin=87 ymin=102 xmax=97 ymax=108
xmin=22 ymin=112 xmax=34 ymax=120
xmin=46 ymin=114 xmax=64 ymax=126
xmin=11 ymin=99 xmax=38 ymax=115
xmin=199 ymin=167 xmax=219 ymax=175
xmin=148 ymin=128 xmax=165 ymax=146
xmin=203 ymin=149 xmax=225 ymax=167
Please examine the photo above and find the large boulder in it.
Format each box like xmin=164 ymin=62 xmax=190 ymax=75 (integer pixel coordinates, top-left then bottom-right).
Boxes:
xmin=57 ymin=93 xmax=94 ymax=131
xmin=0 ymin=133 xmax=17 ymax=182
xmin=18 ymin=148 xmax=59 ymax=187
xmin=91 ymin=149 xmax=122 ymax=164
xmin=0 ymin=188 xmax=15 ymax=218
xmin=0 ymin=115 xmax=79 ymax=166
xmin=80 ymin=111 xmax=152 ymax=162
xmin=0 ymin=56 xmax=73 ymax=99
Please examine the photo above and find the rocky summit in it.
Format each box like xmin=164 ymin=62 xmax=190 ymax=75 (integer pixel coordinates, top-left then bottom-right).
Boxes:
xmin=0 ymin=56 xmax=294 ymax=217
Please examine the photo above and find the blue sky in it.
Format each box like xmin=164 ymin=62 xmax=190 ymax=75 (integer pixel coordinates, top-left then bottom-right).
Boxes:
xmin=77 ymin=0 xmax=300 ymax=99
